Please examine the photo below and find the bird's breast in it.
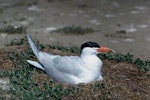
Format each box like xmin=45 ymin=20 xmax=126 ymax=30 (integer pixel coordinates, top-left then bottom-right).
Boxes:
xmin=81 ymin=55 xmax=102 ymax=68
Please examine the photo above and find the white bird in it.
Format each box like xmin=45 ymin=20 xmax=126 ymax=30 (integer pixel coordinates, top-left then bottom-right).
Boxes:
xmin=27 ymin=34 xmax=113 ymax=84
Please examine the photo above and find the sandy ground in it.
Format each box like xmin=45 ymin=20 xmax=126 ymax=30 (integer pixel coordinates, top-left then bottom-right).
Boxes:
xmin=0 ymin=0 xmax=150 ymax=60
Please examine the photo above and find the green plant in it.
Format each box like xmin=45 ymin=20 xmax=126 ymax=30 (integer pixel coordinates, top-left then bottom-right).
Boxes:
xmin=52 ymin=25 xmax=95 ymax=35
xmin=99 ymin=53 xmax=133 ymax=63
xmin=99 ymin=53 xmax=150 ymax=71
xmin=6 ymin=37 xmax=28 ymax=46
xmin=104 ymin=30 xmax=127 ymax=38
xmin=47 ymin=43 xmax=80 ymax=53
xmin=0 ymin=25 xmax=27 ymax=34
xmin=134 ymin=58 xmax=150 ymax=71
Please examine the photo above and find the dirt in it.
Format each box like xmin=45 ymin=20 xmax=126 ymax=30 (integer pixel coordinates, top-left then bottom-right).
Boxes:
xmin=0 ymin=45 xmax=150 ymax=99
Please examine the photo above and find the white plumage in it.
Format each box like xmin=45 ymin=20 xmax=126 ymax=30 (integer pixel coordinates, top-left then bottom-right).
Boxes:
xmin=27 ymin=33 xmax=112 ymax=84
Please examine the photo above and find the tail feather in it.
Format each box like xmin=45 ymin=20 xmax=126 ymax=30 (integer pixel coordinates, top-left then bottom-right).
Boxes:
xmin=27 ymin=60 xmax=45 ymax=70
xmin=27 ymin=33 xmax=45 ymax=70
xmin=27 ymin=33 xmax=39 ymax=59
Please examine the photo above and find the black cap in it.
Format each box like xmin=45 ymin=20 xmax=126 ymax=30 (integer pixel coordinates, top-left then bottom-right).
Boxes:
xmin=81 ymin=41 xmax=100 ymax=51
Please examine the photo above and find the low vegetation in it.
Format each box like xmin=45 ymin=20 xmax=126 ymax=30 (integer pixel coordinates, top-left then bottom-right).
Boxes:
xmin=104 ymin=29 xmax=127 ymax=38
xmin=0 ymin=37 xmax=149 ymax=99
xmin=0 ymin=25 xmax=27 ymax=34
xmin=51 ymin=25 xmax=95 ymax=35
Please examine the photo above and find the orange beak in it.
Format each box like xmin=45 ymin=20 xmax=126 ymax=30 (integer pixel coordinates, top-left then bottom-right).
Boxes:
xmin=97 ymin=46 xmax=113 ymax=53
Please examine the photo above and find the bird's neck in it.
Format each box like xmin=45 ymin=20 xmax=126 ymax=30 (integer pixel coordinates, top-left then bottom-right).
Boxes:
xmin=80 ymin=54 xmax=102 ymax=69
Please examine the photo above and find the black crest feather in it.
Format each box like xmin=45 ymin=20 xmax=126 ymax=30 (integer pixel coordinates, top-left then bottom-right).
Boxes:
xmin=81 ymin=41 xmax=100 ymax=51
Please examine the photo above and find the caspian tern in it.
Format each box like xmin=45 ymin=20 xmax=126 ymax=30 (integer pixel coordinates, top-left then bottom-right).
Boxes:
xmin=27 ymin=33 xmax=113 ymax=84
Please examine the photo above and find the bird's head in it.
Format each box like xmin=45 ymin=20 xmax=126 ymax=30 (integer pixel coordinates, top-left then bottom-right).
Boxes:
xmin=80 ymin=41 xmax=114 ymax=55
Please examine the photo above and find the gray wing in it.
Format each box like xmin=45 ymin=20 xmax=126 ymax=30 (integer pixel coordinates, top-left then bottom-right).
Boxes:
xmin=53 ymin=56 xmax=83 ymax=76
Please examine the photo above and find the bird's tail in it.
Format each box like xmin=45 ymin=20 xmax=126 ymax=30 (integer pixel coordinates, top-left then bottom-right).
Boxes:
xmin=27 ymin=33 xmax=39 ymax=59
xmin=27 ymin=34 xmax=45 ymax=70
xmin=27 ymin=60 xmax=45 ymax=70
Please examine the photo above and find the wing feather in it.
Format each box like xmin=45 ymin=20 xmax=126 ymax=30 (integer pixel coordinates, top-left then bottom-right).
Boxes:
xmin=53 ymin=56 xmax=83 ymax=76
